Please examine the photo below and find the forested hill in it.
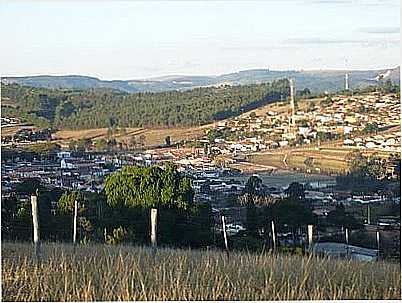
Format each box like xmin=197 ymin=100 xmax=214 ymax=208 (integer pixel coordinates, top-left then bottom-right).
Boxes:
xmin=2 ymin=80 xmax=289 ymax=129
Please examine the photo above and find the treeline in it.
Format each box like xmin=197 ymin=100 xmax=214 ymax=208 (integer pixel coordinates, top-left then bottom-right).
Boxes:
xmin=336 ymin=151 xmax=401 ymax=195
xmin=2 ymin=80 xmax=290 ymax=129
xmin=2 ymin=163 xmax=213 ymax=248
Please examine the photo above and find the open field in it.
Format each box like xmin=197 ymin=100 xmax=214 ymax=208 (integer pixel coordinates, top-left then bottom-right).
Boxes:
xmin=249 ymin=150 xmax=348 ymax=174
xmin=51 ymin=95 xmax=314 ymax=145
xmin=235 ymin=96 xmax=323 ymax=120
xmin=53 ymin=125 xmax=209 ymax=147
xmin=2 ymin=242 xmax=400 ymax=301
xmin=0 ymin=125 xmax=37 ymax=137
xmin=249 ymin=143 xmax=400 ymax=175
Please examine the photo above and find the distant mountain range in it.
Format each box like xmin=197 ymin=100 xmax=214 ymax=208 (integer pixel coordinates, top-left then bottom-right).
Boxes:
xmin=3 ymin=67 xmax=400 ymax=93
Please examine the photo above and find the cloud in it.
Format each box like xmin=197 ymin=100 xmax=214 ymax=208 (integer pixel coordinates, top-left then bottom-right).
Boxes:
xmin=219 ymin=44 xmax=290 ymax=52
xmin=359 ymin=26 xmax=400 ymax=34
xmin=285 ymin=37 xmax=400 ymax=46
xmin=285 ymin=38 xmax=363 ymax=45
xmin=312 ymin=0 xmax=350 ymax=4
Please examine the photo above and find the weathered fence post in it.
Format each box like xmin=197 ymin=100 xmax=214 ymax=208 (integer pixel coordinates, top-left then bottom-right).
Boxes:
xmin=221 ymin=215 xmax=229 ymax=259
xmin=271 ymin=220 xmax=276 ymax=252
xmin=73 ymin=200 xmax=78 ymax=245
xmin=376 ymin=229 xmax=380 ymax=259
xmin=150 ymin=208 xmax=157 ymax=247
xmin=307 ymin=224 xmax=314 ymax=251
xmin=31 ymin=193 xmax=40 ymax=260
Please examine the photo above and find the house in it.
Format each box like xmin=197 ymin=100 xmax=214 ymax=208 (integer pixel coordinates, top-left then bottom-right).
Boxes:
xmin=313 ymin=242 xmax=378 ymax=262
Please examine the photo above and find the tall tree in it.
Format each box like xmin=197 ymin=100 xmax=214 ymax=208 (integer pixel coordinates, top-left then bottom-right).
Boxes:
xmin=104 ymin=162 xmax=193 ymax=209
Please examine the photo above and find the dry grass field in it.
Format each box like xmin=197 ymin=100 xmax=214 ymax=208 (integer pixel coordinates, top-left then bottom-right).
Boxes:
xmin=1 ymin=125 xmax=37 ymax=137
xmin=249 ymin=150 xmax=349 ymax=174
xmin=2 ymin=242 xmax=400 ymax=301
xmin=248 ymin=143 xmax=399 ymax=174
xmin=53 ymin=125 xmax=209 ymax=147
xmin=236 ymin=97 xmax=323 ymax=120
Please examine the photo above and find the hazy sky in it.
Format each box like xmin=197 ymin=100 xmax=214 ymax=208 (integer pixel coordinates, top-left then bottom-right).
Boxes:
xmin=1 ymin=0 xmax=400 ymax=79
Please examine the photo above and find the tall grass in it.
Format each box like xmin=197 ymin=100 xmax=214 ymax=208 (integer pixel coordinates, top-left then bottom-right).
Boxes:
xmin=2 ymin=242 xmax=400 ymax=301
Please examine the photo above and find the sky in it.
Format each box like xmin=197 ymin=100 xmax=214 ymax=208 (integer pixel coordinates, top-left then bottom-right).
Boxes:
xmin=0 ymin=0 xmax=400 ymax=80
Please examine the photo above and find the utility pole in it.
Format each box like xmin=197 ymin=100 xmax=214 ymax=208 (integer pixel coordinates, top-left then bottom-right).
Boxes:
xmin=73 ymin=200 xmax=78 ymax=245
xmin=271 ymin=220 xmax=277 ymax=252
xmin=31 ymin=192 xmax=40 ymax=260
xmin=221 ymin=215 xmax=229 ymax=258
xmin=150 ymin=208 xmax=157 ymax=247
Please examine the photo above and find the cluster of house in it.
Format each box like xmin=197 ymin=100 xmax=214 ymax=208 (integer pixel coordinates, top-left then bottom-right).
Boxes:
xmin=1 ymin=117 xmax=20 ymax=127
xmin=2 ymin=144 xmax=400 ymax=260
xmin=342 ymin=131 xmax=400 ymax=151
xmin=199 ymin=92 xmax=400 ymax=153
xmin=1 ymin=128 xmax=52 ymax=145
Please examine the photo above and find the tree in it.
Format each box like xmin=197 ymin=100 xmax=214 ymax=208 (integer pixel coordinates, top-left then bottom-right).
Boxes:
xmin=16 ymin=178 xmax=45 ymax=195
xmin=326 ymin=204 xmax=363 ymax=230
xmin=57 ymin=191 xmax=86 ymax=215
xmin=243 ymin=176 xmax=263 ymax=196
xmin=165 ymin=136 xmax=171 ymax=147
xmin=298 ymin=88 xmax=311 ymax=97
xmin=104 ymin=162 xmax=193 ymax=209
xmin=304 ymin=157 xmax=314 ymax=168
xmin=5 ymin=80 xmax=290 ymax=130
xmin=139 ymin=135 xmax=146 ymax=147
xmin=284 ymin=182 xmax=305 ymax=201
xmin=271 ymin=198 xmax=314 ymax=229
xmin=207 ymin=129 xmax=220 ymax=143
xmin=264 ymin=198 xmax=315 ymax=246
xmin=363 ymin=122 xmax=379 ymax=134
xmin=240 ymin=176 xmax=264 ymax=236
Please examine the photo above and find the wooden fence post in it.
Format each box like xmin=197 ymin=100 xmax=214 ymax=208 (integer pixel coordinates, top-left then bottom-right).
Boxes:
xmin=271 ymin=220 xmax=276 ymax=252
xmin=73 ymin=200 xmax=78 ymax=245
xmin=151 ymin=208 xmax=157 ymax=247
xmin=307 ymin=224 xmax=314 ymax=251
xmin=376 ymin=229 xmax=380 ymax=258
xmin=31 ymin=193 xmax=40 ymax=259
xmin=221 ymin=215 xmax=229 ymax=258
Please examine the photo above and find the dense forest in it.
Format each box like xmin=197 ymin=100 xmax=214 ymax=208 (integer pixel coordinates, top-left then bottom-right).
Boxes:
xmin=1 ymin=80 xmax=290 ymax=129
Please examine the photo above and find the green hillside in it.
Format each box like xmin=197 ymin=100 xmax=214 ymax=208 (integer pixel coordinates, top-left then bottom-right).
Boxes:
xmin=1 ymin=80 xmax=289 ymax=129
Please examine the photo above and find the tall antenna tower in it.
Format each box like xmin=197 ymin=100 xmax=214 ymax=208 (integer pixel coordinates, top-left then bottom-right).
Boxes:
xmin=289 ymin=78 xmax=296 ymax=126
xmin=345 ymin=73 xmax=349 ymax=90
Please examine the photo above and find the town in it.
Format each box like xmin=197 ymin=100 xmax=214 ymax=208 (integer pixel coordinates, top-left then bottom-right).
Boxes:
xmin=2 ymin=86 xmax=400 ymax=262
xmin=2 ymin=0 xmax=401 ymax=300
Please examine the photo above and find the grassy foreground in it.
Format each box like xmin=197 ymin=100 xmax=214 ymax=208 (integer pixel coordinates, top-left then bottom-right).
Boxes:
xmin=2 ymin=242 xmax=401 ymax=301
